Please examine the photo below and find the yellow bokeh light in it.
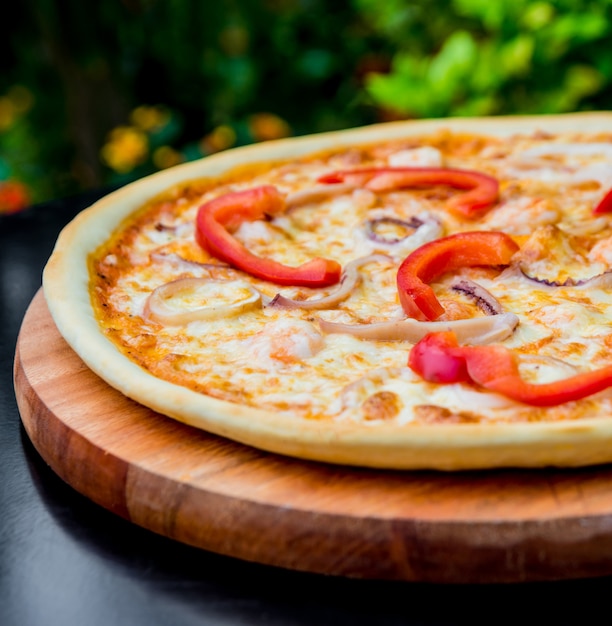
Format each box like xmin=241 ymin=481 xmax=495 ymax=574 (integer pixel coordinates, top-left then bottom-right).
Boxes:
xmin=101 ymin=126 xmax=149 ymax=173
xmin=0 ymin=97 xmax=16 ymax=132
xmin=153 ymin=145 xmax=183 ymax=169
xmin=248 ymin=113 xmax=291 ymax=142
xmin=201 ymin=125 xmax=237 ymax=153
xmin=130 ymin=105 xmax=170 ymax=132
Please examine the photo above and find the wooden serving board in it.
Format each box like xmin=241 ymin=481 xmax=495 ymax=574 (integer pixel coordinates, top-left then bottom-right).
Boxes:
xmin=14 ymin=290 xmax=612 ymax=583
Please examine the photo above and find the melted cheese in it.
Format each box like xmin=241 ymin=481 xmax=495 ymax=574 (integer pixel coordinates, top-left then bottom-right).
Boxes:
xmin=91 ymin=130 xmax=612 ymax=426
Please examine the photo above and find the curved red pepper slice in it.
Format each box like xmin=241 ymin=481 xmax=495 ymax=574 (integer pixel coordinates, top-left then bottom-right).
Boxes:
xmin=593 ymin=187 xmax=612 ymax=214
xmin=195 ymin=185 xmax=341 ymax=287
xmin=409 ymin=331 xmax=612 ymax=407
xmin=318 ymin=166 xmax=499 ymax=218
xmin=396 ymin=231 xmax=519 ymax=321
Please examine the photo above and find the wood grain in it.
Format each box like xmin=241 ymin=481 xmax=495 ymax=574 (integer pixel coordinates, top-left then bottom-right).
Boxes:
xmin=14 ymin=290 xmax=612 ymax=583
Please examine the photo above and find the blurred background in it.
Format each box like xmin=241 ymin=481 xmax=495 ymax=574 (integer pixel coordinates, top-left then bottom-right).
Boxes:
xmin=1 ymin=0 xmax=611 ymax=214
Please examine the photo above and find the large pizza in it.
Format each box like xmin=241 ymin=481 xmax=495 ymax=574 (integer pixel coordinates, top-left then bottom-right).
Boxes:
xmin=43 ymin=113 xmax=612 ymax=470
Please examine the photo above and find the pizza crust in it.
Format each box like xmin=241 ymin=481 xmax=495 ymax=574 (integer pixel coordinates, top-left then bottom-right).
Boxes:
xmin=43 ymin=112 xmax=612 ymax=470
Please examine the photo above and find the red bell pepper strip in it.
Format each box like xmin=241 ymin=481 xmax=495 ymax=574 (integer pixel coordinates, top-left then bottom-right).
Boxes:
xmin=407 ymin=330 xmax=472 ymax=384
xmin=593 ymin=187 xmax=612 ymax=214
xmin=396 ymin=231 xmax=519 ymax=321
xmin=409 ymin=331 xmax=612 ymax=407
xmin=195 ymin=185 xmax=342 ymax=287
xmin=317 ymin=166 xmax=499 ymax=218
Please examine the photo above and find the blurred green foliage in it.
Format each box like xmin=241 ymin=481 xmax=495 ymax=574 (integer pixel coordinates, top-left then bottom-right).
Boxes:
xmin=1 ymin=0 xmax=611 ymax=211
xmin=359 ymin=0 xmax=612 ymax=118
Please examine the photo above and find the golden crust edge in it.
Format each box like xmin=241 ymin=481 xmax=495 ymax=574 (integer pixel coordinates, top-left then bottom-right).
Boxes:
xmin=42 ymin=112 xmax=612 ymax=470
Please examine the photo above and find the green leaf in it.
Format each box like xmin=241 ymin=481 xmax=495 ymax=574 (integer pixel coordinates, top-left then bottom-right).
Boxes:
xmin=500 ymin=34 xmax=535 ymax=76
xmin=520 ymin=2 xmax=555 ymax=31
xmin=451 ymin=0 xmax=505 ymax=29
xmin=563 ymin=64 xmax=603 ymax=99
xmin=470 ymin=42 xmax=506 ymax=91
xmin=451 ymin=94 xmax=498 ymax=117
xmin=366 ymin=72 xmax=431 ymax=116
xmin=427 ymin=31 xmax=478 ymax=97
xmin=392 ymin=51 xmax=427 ymax=79
xmin=540 ymin=11 xmax=609 ymax=58
xmin=535 ymin=64 xmax=604 ymax=113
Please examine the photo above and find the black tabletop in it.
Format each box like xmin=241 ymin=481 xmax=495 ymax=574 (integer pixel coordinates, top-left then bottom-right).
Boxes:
xmin=2 ymin=190 xmax=612 ymax=626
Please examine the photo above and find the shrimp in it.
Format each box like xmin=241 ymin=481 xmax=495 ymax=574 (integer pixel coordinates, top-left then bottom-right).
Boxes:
xmin=483 ymin=196 xmax=560 ymax=234
xmin=588 ymin=235 xmax=612 ymax=268
xmin=387 ymin=146 xmax=444 ymax=168
xmin=245 ymin=318 xmax=324 ymax=366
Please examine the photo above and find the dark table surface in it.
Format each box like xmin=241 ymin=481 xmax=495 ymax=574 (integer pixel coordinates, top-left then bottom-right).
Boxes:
xmin=2 ymin=190 xmax=612 ymax=626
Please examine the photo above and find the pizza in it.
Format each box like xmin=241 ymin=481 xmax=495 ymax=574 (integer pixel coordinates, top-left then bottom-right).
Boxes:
xmin=42 ymin=113 xmax=612 ymax=470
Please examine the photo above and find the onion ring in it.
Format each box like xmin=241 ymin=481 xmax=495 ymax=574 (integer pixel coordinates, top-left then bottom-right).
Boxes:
xmin=362 ymin=212 xmax=443 ymax=256
xmin=518 ymin=266 xmax=612 ymax=289
xmin=268 ymin=254 xmax=392 ymax=310
xmin=365 ymin=216 xmax=424 ymax=244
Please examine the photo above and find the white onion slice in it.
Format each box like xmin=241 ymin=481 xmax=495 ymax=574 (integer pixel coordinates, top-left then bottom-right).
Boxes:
xmin=577 ymin=271 xmax=612 ymax=289
xmin=268 ymin=254 xmax=392 ymax=310
xmin=319 ymin=312 xmax=520 ymax=345
xmin=449 ymin=277 xmax=503 ymax=315
xmin=559 ymin=217 xmax=608 ymax=237
xmin=516 ymin=265 xmax=612 ymax=289
xmin=144 ymin=277 xmax=262 ymax=325
xmin=365 ymin=216 xmax=423 ymax=244
xmin=360 ymin=211 xmax=443 ymax=257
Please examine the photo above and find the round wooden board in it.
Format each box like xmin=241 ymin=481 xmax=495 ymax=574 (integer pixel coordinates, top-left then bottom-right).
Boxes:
xmin=14 ymin=290 xmax=612 ymax=583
